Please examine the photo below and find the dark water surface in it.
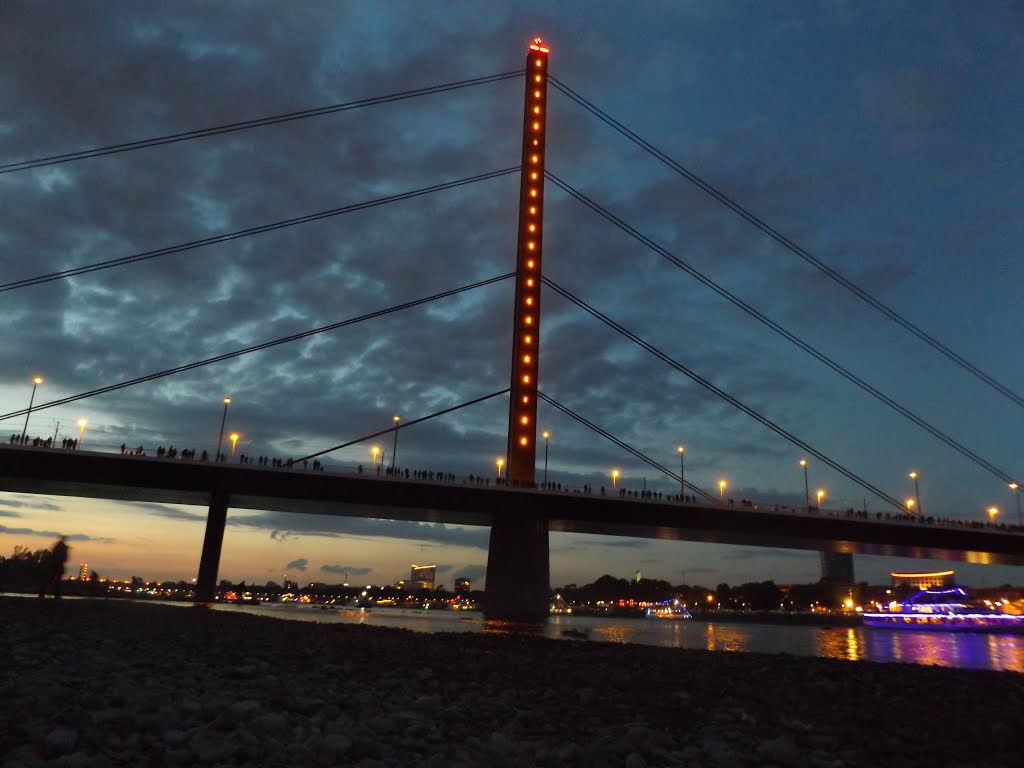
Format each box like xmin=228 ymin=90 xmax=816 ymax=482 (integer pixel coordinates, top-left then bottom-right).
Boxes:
xmin=217 ymin=603 xmax=1024 ymax=673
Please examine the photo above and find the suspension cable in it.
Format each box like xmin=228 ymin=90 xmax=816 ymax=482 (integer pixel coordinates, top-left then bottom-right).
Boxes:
xmin=546 ymin=172 xmax=1019 ymax=487
xmin=537 ymin=391 xmax=715 ymax=502
xmin=0 ymin=273 xmax=514 ymax=422
xmin=295 ymin=389 xmax=510 ymax=464
xmin=1 ymin=167 xmax=519 ymax=293
xmin=542 ymin=276 xmax=911 ymax=513
xmin=1 ymin=70 xmax=525 ymax=174
xmin=549 ymin=76 xmax=1024 ymax=411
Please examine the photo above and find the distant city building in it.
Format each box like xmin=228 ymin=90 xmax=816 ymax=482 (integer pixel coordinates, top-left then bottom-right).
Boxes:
xmin=394 ymin=580 xmax=408 ymax=591
xmin=820 ymin=552 xmax=855 ymax=584
xmin=410 ymin=564 xmax=436 ymax=590
xmin=454 ymin=578 xmax=470 ymax=595
xmin=79 ymin=563 xmax=88 ymax=581
xmin=891 ymin=570 xmax=955 ymax=589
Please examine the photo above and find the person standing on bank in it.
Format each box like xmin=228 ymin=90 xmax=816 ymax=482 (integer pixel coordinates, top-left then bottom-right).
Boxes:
xmin=38 ymin=536 xmax=69 ymax=598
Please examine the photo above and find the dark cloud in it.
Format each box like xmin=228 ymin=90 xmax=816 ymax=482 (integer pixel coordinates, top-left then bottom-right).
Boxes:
xmin=0 ymin=496 xmax=64 ymax=513
xmin=560 ymin=538 xmax=650 ymax=551
xmin=284 ymin=557 xmax=308 ymax=572
xmin=453 ymin=564 xmax=487 ymax=583
xmin=720 ymin=548 xmax=818 ymax=562
xmin=230 ymin=512 xmax=489 ymax=549
xmin=320 ymin=564 xmax=371 ymax=576
xmin=0 ymin=525 xmax=113 ymax=544
xmin=124 ymin=502 xmax=206 ymax=521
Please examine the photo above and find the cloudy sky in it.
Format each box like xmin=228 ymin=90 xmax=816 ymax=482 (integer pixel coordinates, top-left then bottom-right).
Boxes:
xmin=1 ymin=2 xmax=1022 ymax=590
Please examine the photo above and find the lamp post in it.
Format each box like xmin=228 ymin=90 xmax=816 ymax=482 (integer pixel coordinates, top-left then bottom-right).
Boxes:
xmin=677 ymin=446 xmax=685 ymax=498
xmin=799 ymin=459 xmax=809 ymax=513
xmin=1010 ymin=483 xmax=1022 ymax=527
xmin=612 ymin=469 xmax=620 ymax=489
xmin=390 ymin=415 xmax=400 ymax=470
xmin=909 ymin=471 xmax=922 ymax=516
xmin=496 ymin=457 xmax=504 ymax=481
xmin=988 ymin=506 xmax=999 ymax=524
xmin=718 ymin=480 xmax=727 ymax=501
xmin=77 ymin=419 xmax=87 ymax=450
xmin=229 ymin=433 xmax=239 ymax=459
xmin=371 ymin=446 xmax=380 ymax=473
xmin=542 ymin=431 xmax=550 ymax=486
xmin=21 ymin=376 xmax=43 ymax=441
xmin=905 ymin=498 xmax=915 ymax=513
xmin=816 ymin=489 xmax=825 ymax=510
xmin=216 ymin=397 xmax=231 ymax=461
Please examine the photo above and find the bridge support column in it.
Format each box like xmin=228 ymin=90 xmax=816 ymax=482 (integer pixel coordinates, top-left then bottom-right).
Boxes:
xmin=485 ymin=517 xmax=549 ymax=620
xmin=195 ymin=491 xmax=228 ymax=602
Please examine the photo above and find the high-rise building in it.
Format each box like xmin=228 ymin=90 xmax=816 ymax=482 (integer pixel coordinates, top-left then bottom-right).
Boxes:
xmin=454 ymin=578 xmax=470 ymax=596
xmin=820 ymin=552 xmax=854 ymax=584
xmin=410 ymin=564 xmax=436 ymax=591
xmin=79 ymin=563 xmax=88 ymax=581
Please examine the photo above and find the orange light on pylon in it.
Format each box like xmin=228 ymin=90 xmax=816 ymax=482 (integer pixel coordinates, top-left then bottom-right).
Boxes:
xmin=529 ymin=37 xmax=550 ymax=54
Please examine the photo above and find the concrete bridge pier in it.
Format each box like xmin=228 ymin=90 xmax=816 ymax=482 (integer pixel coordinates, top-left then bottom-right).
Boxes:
xmin=195 ymin=491 xmax=228 ymax=602
xmin=484 ymin=517 xmax=550 ymax=620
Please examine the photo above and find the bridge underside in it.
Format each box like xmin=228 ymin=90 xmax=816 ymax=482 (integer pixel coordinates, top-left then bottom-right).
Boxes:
xmin=2 ymin=449 xmax=1022 ymax=568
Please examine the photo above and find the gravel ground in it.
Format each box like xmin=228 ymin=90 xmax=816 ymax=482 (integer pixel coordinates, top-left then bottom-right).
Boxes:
xmin=2 ymin=597 xmax=1021 ymax=767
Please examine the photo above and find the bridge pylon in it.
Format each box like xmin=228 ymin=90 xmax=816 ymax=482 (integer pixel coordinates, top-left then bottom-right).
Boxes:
xmin=485 ymin=37 xmax=551 ymax=620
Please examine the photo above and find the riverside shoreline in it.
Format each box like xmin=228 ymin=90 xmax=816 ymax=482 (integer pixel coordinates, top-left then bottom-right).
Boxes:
xmin=2 ymin=597 xmax=1021 ymax=767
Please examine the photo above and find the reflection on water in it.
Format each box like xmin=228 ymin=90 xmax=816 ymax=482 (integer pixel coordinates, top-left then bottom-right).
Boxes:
xmin=589 ymin=623 xmax=628 ymax=644
xmin=861 ymin=628 xmax=1024 ymax=672
xmin=817 ymin=628 xmax=864 ymax=661
xmin=483 ymin=618 xmax=548 ymax=637
xmin=705 ymin=623 xmax=753 ymax=653
xmin=214 ymin=603 xmax=1024 ymax=672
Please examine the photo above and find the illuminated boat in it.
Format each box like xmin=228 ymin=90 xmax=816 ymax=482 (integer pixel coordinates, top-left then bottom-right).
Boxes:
xmin=861 ymin=587 xmax=1024 ymax=633
xmin=645 ymin=598 xmax=693 ymax=619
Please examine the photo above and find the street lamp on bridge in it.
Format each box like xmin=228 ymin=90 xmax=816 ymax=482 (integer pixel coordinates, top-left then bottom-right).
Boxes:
xmin=677 ymin=446 xmax=685 ymax=498
xmin=799 ymin=459 xmax=809 ymax=513
xmin=612 ymin=469 xmax=620 ymax=490
xmin=229 ymin=433 xmax=239 ymax=459
xmin=391 ymin=414 xmax=400 ymax=470
xmin=371 ymin=445 xmax=380 ymax=473
xmin=905 ymin=498 xmax=915 ymax=513
xmin=909 ymin=471 xmax=923 ymax=516
xmin=216 ymin=397 xmax=231 ymax=461
xmin=816 ymin=489 xmax=825 ymax=510
xmin=718 ymin=479 xmax=727 ymax=501
xmin=77 ymin=419 xmax=87 ymax=450
xmin=1009 ymin=483 xmax=1021 ymax=527
xmin=496 ymin=457 xmax=504 ymax=481
xmin=988 ymin=506 xmax=999 ymax=524
xmin=542 ymin=431 xmax=550 ymax=486
xmin=21 ymin=376 xmax=43 ymax=442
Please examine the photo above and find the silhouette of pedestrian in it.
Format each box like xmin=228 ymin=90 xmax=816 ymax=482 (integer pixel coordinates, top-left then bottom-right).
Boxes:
xmin=38 ymin=535 xmax=69 ymax=598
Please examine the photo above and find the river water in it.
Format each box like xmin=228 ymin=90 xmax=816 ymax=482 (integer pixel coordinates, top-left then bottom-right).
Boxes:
xmin=216 ymin=603 xmax=1024 ymax=673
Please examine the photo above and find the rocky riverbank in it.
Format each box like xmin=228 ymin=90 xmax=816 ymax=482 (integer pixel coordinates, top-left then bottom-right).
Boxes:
xmin=2 ymin=597 xmax=1021 ymax=767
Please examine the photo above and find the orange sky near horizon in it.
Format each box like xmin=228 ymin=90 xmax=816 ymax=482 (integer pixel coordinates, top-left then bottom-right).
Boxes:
xmin=3 ymin=490 xmax=1022 ymax=591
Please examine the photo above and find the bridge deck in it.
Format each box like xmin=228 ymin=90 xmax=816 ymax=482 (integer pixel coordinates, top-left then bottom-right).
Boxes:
xmin=1 ymin=446 xmax=1022 ymax=565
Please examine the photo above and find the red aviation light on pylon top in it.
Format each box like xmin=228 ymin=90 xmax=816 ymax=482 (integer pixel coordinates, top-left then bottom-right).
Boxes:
xmin=529 ymin=37 xmax=550 ymax=54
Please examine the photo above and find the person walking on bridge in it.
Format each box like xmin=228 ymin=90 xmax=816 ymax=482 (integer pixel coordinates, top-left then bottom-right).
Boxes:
xmin=38 ymin=536 xmax=69 ymax=599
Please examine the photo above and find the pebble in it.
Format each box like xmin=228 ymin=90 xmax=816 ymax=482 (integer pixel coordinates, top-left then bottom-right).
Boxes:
xmin=2 ymin=597 xmax=1022 ymax=768
xmin=44 ymin=727 xmax=78 ymax=757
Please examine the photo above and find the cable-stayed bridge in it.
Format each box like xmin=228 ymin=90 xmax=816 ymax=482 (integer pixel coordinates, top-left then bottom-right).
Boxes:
xmin=2 ymin=39 xmax=1022 ymax=618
